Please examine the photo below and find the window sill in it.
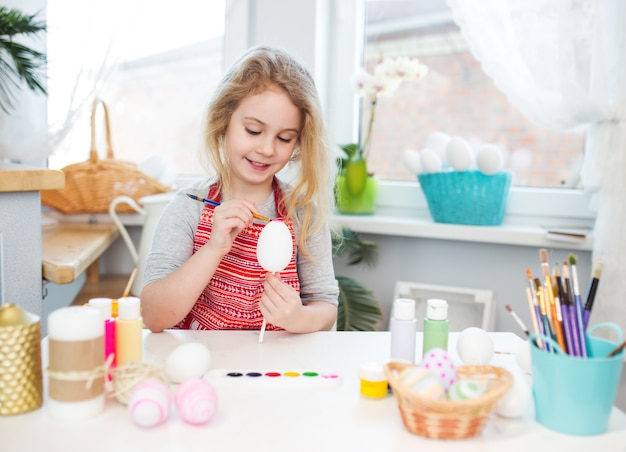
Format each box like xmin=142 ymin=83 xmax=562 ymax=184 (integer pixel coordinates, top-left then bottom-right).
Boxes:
xmin=331 ymin=207 xmax=593 ymax=251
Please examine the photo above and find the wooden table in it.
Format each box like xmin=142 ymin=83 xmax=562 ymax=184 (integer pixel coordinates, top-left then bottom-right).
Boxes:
xmin=41 ymin=222 xmax=119 ymax=284
xmin=2 ymin=331 xmax=624 ymax=451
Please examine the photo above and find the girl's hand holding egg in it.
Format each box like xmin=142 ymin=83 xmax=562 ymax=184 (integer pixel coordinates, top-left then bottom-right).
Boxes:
xmin=256 ymin=219 xmax=294 ymax=341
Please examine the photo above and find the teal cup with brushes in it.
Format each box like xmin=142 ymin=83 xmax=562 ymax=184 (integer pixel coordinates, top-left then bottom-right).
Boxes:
xmin=530 ymin=322 xmax=623 ymax=436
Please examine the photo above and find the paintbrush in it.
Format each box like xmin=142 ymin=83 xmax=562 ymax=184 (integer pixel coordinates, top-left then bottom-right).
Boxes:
xmin=506 ymin=304 xmax=529 ymax=337
xmin=568 ymin=254 xmax=588 ymax=357
xmin=607 ymin=340 xmax=626 ymax=358
xmin=186 ymin=193 xmax=272 ymax=223
xmin=540 ymin=249 xmax=566 ymax=352
xmin=553 ymin=263 xmax=574 ymax=355
xmin=526 ymin=268 xmax=545 ymax=340
xmin=123 ymin=267 xmax=138 ymax=298
xmin=561 ymin=260 xmax=581 ymax=356
xmin=525 ymin=286 xmax=542 ymax=347
xmin=583 ymin=262 xmax=603 ymax=329
xmin=535 ymin=277 xmax=554 ymax=350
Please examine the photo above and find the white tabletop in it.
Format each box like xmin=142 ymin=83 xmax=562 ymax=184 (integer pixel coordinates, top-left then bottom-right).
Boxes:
xmin=2 ymin=330 xmax=625 ymax=452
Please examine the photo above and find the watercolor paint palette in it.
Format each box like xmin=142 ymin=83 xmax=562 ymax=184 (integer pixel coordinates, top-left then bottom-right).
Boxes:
xmin=204 ymin=369 xmax=342 ymax=389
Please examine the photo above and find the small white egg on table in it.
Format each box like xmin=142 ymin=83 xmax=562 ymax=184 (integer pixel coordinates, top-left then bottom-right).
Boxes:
xmin=456 ymin=327 xmax=495 ymax=365
xmin=165 ymin=342 xmax=212 ymax=384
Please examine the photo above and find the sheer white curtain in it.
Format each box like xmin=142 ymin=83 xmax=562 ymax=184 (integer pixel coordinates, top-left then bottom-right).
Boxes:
xmin=447 ymin=0 xmax=626 ymax=340
xmin=47 ymin=0 xmax=138 ymax=164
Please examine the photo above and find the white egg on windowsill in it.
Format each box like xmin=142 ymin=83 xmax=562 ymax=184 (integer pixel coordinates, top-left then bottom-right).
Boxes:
xmin=423 ymin=131 xmax=451 ymax=167
xmin=446 ymin=136 xmax=474 ymax=172
xmin=420 ymin=148 xmax=443 ymax=174
xmin=403 ymin=149 xmax=423 ymax=175
xmin=476 ymin=144 xmax=504 ymax=175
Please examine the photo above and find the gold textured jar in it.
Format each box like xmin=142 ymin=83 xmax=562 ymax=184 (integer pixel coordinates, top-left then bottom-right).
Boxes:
xmin=0 ymin=303 xmax=43 ymax=415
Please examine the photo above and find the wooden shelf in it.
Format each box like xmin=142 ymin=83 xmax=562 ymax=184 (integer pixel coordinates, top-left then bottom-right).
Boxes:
xmin=42 ymin=222 xmax=119 ymax=284
xmin=0 ymin=162 xmax=64 ymax=192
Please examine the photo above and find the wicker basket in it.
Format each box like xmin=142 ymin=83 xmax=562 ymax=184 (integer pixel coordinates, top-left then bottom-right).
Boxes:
xmin=385 ymin=361 xmax=512 ymax=440
xmin=418 ymin=170 xmax=511 ymax=225
xmin=41 ymin=99 xmax=170 ymax=214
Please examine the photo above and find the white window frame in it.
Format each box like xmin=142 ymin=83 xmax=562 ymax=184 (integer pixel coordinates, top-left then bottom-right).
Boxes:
xmin=227 ymin=1 xmax=597 ymax=248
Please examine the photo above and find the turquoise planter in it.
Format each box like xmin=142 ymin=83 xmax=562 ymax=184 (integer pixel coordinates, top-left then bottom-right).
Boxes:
xmin=335 ymin=175 xmax=379 ymax=215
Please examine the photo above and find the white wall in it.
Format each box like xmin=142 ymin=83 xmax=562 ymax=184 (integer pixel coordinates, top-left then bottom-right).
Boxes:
xmin=334 ymin=233 xmax=592 ymax=336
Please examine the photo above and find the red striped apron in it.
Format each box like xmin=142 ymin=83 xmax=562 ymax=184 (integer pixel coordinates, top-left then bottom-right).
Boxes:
xmin=176 ymin=180 xmax=299 ymax=330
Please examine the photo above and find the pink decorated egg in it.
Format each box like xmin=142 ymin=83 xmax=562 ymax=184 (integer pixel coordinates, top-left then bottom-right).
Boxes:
xmin=174 ymin=378 xmax=218 ymax=425
xmin=128 ymin=379 xmax=171 ymax=428
xmin=421 ymin=347 xmax=457 ymax=390
xmin=398 ymin=366 xmax=446 ymax=400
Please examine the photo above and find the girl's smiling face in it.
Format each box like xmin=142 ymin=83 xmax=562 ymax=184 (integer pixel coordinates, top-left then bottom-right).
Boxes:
xmin=224 ymin=85 xmax=302 ymax=200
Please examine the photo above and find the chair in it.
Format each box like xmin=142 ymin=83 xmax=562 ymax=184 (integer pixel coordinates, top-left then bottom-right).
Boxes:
xmin=393 ymin=281 xmax=495 ymax=331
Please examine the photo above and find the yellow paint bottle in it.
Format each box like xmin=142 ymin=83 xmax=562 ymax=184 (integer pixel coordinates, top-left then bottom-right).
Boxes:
xmin=115 ymin=297 xmax=142 ymax=366
xmin=359 ymin=362 xmax=388 ymax=399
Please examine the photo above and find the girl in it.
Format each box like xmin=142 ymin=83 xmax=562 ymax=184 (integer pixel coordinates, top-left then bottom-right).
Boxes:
xmin=141 ymin=46 xmax=339 ymax=333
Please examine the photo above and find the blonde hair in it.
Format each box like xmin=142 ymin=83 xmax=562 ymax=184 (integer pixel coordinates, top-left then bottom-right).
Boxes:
xmin=204 ymin=45 xmax=333 ymax=255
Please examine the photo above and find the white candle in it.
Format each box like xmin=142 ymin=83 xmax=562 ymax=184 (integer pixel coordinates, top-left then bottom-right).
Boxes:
xmin=47 ymin=306 xmax=105 ymax=420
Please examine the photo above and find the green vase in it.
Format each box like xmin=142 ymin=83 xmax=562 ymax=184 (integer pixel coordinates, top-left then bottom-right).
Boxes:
xmin=336 ymin=174 xmax=379 ymax=215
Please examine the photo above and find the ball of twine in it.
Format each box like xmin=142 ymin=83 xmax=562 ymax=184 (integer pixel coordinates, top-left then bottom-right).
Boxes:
xmin=110 ymin=361 xmax=168 ymax=405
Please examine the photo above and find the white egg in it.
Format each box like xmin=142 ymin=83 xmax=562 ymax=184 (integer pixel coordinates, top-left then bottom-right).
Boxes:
xmin=423 ymin=131 xmax=451 ymax=165
xmin=420 ymin=148 xmax=443 ymax=173
xmin=446 ymin=137 xmax=474 ymax=172
xmin=165 ymin=342 xmax=212 ymax=384
xmin=257 ymin=220 xmax=293 ymax=273
xmin=476 ymin=144 xmax=503 ymax=175
xmin=456 ymin=327 xmax=494 ymax=365
xmin=403 ymin=149 xmax=423 ymax=175
xmin=495 ymin=372 xmax=532 ymax=418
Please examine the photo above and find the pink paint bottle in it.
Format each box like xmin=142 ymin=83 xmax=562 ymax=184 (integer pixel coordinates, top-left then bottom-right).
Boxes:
xmin=88 ymin=298 xmax=116 ymax=379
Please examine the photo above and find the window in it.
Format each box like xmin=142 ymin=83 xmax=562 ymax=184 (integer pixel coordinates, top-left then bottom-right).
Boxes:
xmin=46 ymin=0 xmax=226 ymax=177
xmin=363 ymin=0 xmax=586 ymax=189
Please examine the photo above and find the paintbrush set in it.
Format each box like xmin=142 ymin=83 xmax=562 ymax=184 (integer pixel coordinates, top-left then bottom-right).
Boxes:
xmin=508 ymin=248 xmax=603 ymax=357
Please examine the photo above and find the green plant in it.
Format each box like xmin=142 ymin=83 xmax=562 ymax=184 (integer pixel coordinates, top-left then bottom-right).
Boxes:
xmin=339 ymin=56 xmax=428 ymax=196
xmin=332 ymin=227 xmax=383 ymax=331
xmin=0 ymin=6 xmax=47 ymax=114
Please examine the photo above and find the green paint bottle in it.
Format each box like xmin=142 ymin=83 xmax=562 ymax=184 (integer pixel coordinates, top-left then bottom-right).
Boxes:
xmin=422 ymin=299 xmax=449 ymax=356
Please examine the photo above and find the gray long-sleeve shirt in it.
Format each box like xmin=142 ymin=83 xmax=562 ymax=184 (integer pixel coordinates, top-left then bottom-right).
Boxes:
xmin=143 ymin=178 xmax=339 ymax=307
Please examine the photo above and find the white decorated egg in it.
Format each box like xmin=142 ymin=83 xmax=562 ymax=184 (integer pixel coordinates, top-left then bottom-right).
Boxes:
xmin=495 ymin=373 xmax=531 ymax=418
xmin=421 ymin=347 xmax=457 ymax=390
xmin=456 ymin=327 xmax=494 ymax=365
xmin=165 ymin=342 xmax=212 ymax=384
xmin=257 ymin=220 xmax=293 ymax=273
xmin=420 ymin=148 xmax=443 ymax=174
xmin=174 ymin=378 xmax=218 ymax=425
xmin=448 ymin=379 xmax=485 ymax=401
xmin=446 ymin=137 xmax=474 ymax=172
xmin=403 ymin=149 xmax=423 ymax=175
xmin=476 ymin=144 xmax=503 ymax=175
xmin=128 ymin=379 xmax=171 ymax=428
xmin=423 ymin=131 xmax=451 ymax=165
xmin=399 ymin=365 xmax=446 ymax=400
